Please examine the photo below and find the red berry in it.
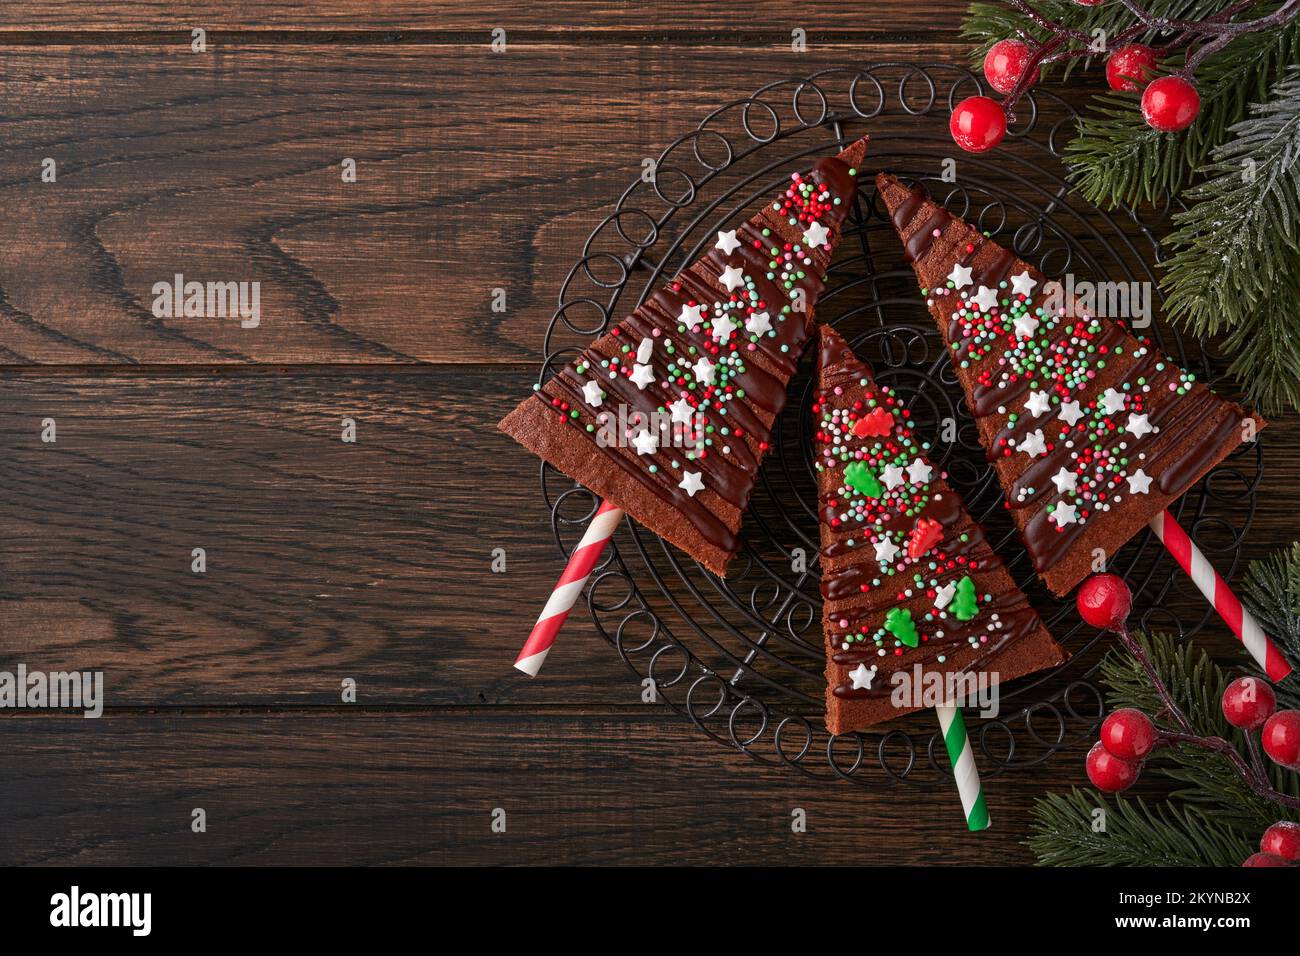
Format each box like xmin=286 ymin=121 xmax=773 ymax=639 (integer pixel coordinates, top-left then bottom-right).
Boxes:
xmin=1106 ymin=44 xmax=1158 ymax=92
xmin=1242 ymin=852 xmax=1289 ymax=867
xmin=1086 ymin=740 xmax=1141 ymax=792
xmin=1261 ymin=710 xmax=1300 ymax=769
xmin=1100 ymin=708 xmax=1157 ymax=761
xmin=1076 ymin=573 xmax=1132 ymax=630
xmin=950 ymin=96 xmax=1007 ymax=154
xmin=1142 ymin=76 xmax=1200 ymax=132
xmin=1260 ymin=821 xmax=1300 ymax=861
xmin=1221 ymin=676 xmax=1277 ymax=730
xmin=983 ymin=39 xmax=1039 ymax=95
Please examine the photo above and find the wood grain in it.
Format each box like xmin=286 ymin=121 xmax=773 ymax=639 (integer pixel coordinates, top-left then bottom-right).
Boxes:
xmin=0 ymin=42 xmax=982 ymax=366
xmin=0 ymin=4 xmax=957 ymax=37
xmin=0 ymin=366 xmax=628 ymax=705
xmin=2 ymin=710 xmax=1185 ymax=866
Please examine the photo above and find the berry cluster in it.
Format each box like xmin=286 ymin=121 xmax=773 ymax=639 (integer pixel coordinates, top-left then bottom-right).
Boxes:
xmin=1085 ymin=708 xmax=1155 ymax=792
xmin=1073 ymin=573 xmax=1300 ymax=828
xmin=1244 ymin=821 xmax=1300 ymax=867
xmin=1223 ymin=678 xmax=1300 ymax=772
xmin=948 ymin=0 xmax=1298 ymax=153
xmin=1086 ymin=678 xmax=1300 ymax=793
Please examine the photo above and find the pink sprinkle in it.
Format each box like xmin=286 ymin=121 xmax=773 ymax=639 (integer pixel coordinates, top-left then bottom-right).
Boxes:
xmin=932 ymin=228 xmax=941 ymax=237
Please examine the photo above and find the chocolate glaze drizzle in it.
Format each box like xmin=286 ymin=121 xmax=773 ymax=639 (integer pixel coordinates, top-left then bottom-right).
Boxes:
xmin=532 ymin=154 xmax=860 ymax=558
xmin=815 ymin=325 xmax=1052 ymax=703
xmin=883 ymin=178 xmax=1251 ymax=578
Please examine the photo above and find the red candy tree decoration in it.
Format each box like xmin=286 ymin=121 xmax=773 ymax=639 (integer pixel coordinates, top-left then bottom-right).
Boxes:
xmin=1076 ymin=573 xmax=1300 ymax=865
xmin=952 ymin=0 xmax=1300 ymax=151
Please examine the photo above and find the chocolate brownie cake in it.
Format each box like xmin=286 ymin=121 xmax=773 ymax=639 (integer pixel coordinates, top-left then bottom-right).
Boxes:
xmin=499 ymin=136 xmax=870 ymax=576
xmin=814 ymin=325 xmax=1067 ymax=734
xmin=875 ymin=173 xmax=1265 ymax=596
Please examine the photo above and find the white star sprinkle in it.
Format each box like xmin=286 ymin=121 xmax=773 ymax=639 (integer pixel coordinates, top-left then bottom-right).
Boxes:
xmin=636 ymin=337 xmax=653 ymax=363
xmin=629 ymin=363 xmax=654 ymax=389
xmin=1017 ymin=429 xmax=1047 ymax=458
xmin=803 ymin=221 xmax=830 ymax=248
xmin=906 ymin=458 xmax=933 ymax=485
xmin=632 ymin=429 xmax=659 ymax=456
xmin=874 ymin=537 xmax=900 ymax=565
xmin=1127 ymin=468 xmax=1153 ymax=494
xmin=679 ymin=303 xmax=704 ymax=326
xmin=948 ymin=263 xmax=973 ymax=289
xmin=582 ymin=380 xmax=603 ymax=407
xmin=971 ymin=285 xmax=999 ymax=312
xmin=714 ymin=229 xmax=740 ymax=255
xmin=1058 ymin=400 xmax=1084 ymax=426
xmin=1126 ymin=413 xmax=1153 ymax=439
xmin=745 ymin=311 xmax=772 ymax=336
xmin=1010 ymin=270 xmax=1036 ymax=297
xmin=692 ymin=356 xmax=715 ymax=385
xmin=848 ymin=663 xmax=878 ymax=690
xmin=1013 ymin=313 xmax=1040 ymax=339
xmin=710 ymin=313 xmax=737 ymax=342
xmin=1025 ymin=390 xmax=1051 ymax=417
xmin=719 ymin=264 xmax=744 ymax=292
xmin=880 ymin=464 xmax=905 ymax=490
xmin=1050 ymin=467 xmax=1077 ymax=494
xmin=678 ymin=470 xmax=704 ymax=497
xmin=669 ymin=397 xmax=695 ymax=425
xmin=934 ymin=582 xmax=955 ymax=610
xmin=1051 ymin=502 xmax=1078 ymax=527
xmin=1100 ymin=388 xmax=1127 ymax=416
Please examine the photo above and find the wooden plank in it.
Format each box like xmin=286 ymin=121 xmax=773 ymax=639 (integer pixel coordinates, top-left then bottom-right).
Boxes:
xmin=0 ymin=3 xmax=963 ymax=37
xmin=1 ymin=367 xmax=1291 ymax=707
xmin=0 ymin=365 xmax=636 ymax=705
xmin=0 ymin=41 xmax=985 ymax=365
xmin=0 ymin=710 xmax=1132 ymax=865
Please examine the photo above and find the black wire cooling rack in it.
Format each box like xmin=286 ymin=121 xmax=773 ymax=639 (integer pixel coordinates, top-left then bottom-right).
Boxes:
xmin=530 ymin=63 xmax=1263 ymax=787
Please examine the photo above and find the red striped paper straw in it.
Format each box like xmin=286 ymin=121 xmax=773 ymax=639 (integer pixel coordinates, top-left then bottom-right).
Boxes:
xmin=1149 ymin=509 xmax=1293 ymax=682
xmin=514 ymin=499 xmax=625 ymax=677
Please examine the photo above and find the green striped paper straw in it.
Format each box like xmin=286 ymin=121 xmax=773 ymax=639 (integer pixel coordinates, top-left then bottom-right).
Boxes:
xmin=936 ymin=703 xmax=990 ymax=832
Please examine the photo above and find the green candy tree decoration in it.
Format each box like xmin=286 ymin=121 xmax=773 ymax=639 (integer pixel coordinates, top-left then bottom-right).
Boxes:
xmin=952 ymin=576 xmax=979 ymax=621
xmin=885 ymin=607 xmax=920 ymax=647
xmin=844 ymin=461 xmax=882 ymax=498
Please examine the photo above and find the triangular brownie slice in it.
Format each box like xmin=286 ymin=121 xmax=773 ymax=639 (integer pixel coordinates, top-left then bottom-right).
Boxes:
xmin=875 ymin=173 xmax=1265 ymax=596
xmin=500 ymin=136 xmax=869 ymax=576
xmin=815 ymin=326 xmax=1067 ymax=734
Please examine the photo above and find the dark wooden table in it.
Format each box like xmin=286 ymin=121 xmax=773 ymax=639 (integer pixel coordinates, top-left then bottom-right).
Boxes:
xmin=0 ymin=2 xmax=1294 ymax=866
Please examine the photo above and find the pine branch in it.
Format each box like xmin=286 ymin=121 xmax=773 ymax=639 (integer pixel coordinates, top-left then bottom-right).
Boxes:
xmin=1154 ymin=72 xmax=1300 ymax=414
xmin=1066 ymin=13 xmax=1300 ymax=207
xmin=1242 ymin=542 xmax=1300 ymax=709
xmin=1163 ymin=72 xmax=1300 ymax=333
xmin=1028 ymin=788 xmax=1254 ymax=866
xmin=1212 ymin=286 xmax=1300 ymax=416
